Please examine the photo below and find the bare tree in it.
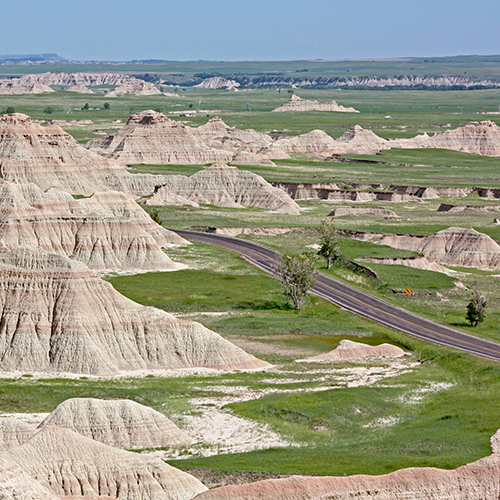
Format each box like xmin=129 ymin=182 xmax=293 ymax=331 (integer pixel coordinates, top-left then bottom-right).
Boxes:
xmin=466 ymin=284 xmax=487 ymax=327
xmin=275 ymin=253 xmax=317 ymax=309
xmin=318 ymin=220 xmax=341 ymax=269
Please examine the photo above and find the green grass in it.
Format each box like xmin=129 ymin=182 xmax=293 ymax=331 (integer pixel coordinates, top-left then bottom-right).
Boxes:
xmin=168 ymin=350 xmax=500 ymax=476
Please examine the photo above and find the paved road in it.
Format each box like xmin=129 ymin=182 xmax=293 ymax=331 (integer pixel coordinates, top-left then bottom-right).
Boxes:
xmin=172 ymin=229 xmax=500 ymax=362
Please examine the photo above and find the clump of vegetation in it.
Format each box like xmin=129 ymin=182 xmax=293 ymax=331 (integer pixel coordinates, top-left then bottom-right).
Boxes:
xmin=103 ymin=102 xmax=110 ymax=110
xmin=466 ymin=284 xmax=487 ymax=327
xmin=43 ymin=106 xmax=54 ymax=114
xmin=275 ymin=253 xmax=317 ymax=309
xmin=318 ymin=220 xmax=341 ymax=269
xmin=149 ymin=208 xmax=162 ymax=225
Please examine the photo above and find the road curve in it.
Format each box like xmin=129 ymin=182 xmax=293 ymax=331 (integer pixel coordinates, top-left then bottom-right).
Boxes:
xmin=172 ymin=229 xmax=500 ymax=362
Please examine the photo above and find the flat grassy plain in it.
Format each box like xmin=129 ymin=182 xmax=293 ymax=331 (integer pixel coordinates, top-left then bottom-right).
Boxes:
xmin=1 ymin=78 xmax=500 ymax=481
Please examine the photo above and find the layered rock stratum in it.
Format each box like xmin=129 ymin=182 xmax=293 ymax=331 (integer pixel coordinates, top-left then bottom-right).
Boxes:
xmin=378 ymin=227 xmax=500 ymax=269
xmin=16 ymin=72 xmax=135 ymax=87
xmin=0 ymin=246 xmax=269 ymax=374
xmin=146 ymin=164 xmax=300 ymax=214
xmin=66 ymin=84 xmax=94 ymax=94
xmin=301 ymin=339 xmax=405 ymax=362
xmin=272 ymin=94 xmax=359 ymax=113
xmin=423 ymin=120 xmax=500 ymax=156
xmin=107 ymin=81 xmax=162 ymax=96
xmin=2 ymin=426 xmax=207 ymax=500
xmin=194 ymin=447 xmax=500 ymax=500
xmin=0 ymin=418 xmax=36 ymax=451
xmin=0 ymin=113 xmax=169 ymax=196
xmin=39 ymin=398 xmax=193 ymax=449
xmin=0 ymin=180 xmax=185 ymax=271
xmin=88 ymin=111 xmax=233 ymax=165
xmin=0 ymin=455 xmax=60 ymax=500
xmin=0 ymin=81 xmax=54 ymax=95
xmin=195 ymin=77 xmax=240 ymax=90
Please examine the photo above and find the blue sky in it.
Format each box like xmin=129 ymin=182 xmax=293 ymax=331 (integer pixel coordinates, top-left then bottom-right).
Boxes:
xmin=3 ymin=0 xmax=500 ymax=61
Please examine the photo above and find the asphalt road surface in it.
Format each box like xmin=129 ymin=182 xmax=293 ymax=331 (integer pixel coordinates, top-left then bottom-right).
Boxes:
xmin=172 ymin=229 xmax=500 ymax=362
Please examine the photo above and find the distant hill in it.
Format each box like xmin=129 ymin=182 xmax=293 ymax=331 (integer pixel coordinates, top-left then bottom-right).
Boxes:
xmin=0 ymin=54 xmax=66 ymax=63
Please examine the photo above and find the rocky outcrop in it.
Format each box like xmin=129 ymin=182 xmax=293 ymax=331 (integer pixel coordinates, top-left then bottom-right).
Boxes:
xmin=88 ymin=111 xmax=233 ymax=165
xmin=274 ymin=182 xmax=471 ymax=202
xmin=39 ymin=398 xmax=193 ymax=449
xmin=195 ymin=77 xmax=240 ymax=90
xmin=424 ymin=120 xmax=500 ymax=156
xmin=270 ymin=125 xmax=390 ymax=156
xmin=437 ymin=203 xmax=500 ymax=213
xmin=301 ymin=340 xmax=405 ymax=362
xmin=333 ymin=125 xmax=391 ymax=154
xmin=378 ymin=227 xmax=500 ymax=269
xmin=269 ymin=130 xmax=337 ymax=156
xmin=241 ymin=74 xmax=500 ymax=89
xmin=329 ymin=207 xmax=398 ymax=217
xmin=0 ymin=180 xmax=185 ymax=271
xmin=0 ymin=455 xmax=60 ymax=500
xmin=0 ymin=81 xmax=54 ymax=95
xmin=107 ymin=81 xmax=162 ymax=96
xmin=272 ymin=94 xmax=359 ymax=113
xmin=146 ymin=164 xmax=300 ymax=214
xmin=0 ymin=246 xmax=269 ymax=375
xmin=2 ymin=426 xmax=207 ymax=500
xmin=66 ymin=84 xmax=94 ymax=94
xmin=194 ymin=449 xmax=500 ymax=500
xmin=0 ymin=419 xmax=36 ymax=451
xmin=0 ymin=113 xmax=170 ymax=196
xmin=193 ymin=117 xmax=274 ymax=155
xmin=17 ymin=72 xmax=135 ymax=87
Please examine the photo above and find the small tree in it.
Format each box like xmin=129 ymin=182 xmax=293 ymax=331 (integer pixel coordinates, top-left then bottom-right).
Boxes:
xmin=103 ymin=102 xmax=110 ymax=110
xmin=5 ymin=106 xmax=15 ymax=114
xmin=318 ymin=220 xmax=341 ymax=269
xmin=82 ymin=103 xmax=89 ymax=111
xmin=43 ymin=106 xmax=54 ymax=114
xmin=466 ymin=284 xmax=487 ymax=327
xmin=275 ymin=253 xmax=317 ymax=309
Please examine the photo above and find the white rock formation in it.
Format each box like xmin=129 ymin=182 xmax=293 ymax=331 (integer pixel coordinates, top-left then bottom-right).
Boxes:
xmin=2 ymin=426 xmax=207 ymax=500
xmin=17 ymin=72 xmax=135 ymax=87
xmin=378 ymin=227 xmax=500 ymax=269
xmin=301 ymin=340 xmax=405 ymax=362
xmin=0 ymin=246 xmax=269 ymax=375
xmin=107 ymin=81 xmax=162 ymax=96
xmin=0 ymin=180 xmax=185 ymax=271
xmin=195 ymin=77 xmax=240 ymax=90
xmin=424 ymin=120 xmax=500 ymax=156
xmin=0 ymin=418 xmax=36 ymax=451
xmin=39 ymin=398 xmax=193 ymax=449
xmin=269 ymin=130 xmax=337 ymax=156
xmin=333 ymin=125 xmax=391 ymax=154
xmin=193 ymin=117 xmax=274 ymax=155
xmin=146 ymin=164 xmax=300 ymax=214
xmin=0 ymin=113 xmax=170 ymax=196
xmin=0 ymin=81 xmax=54 ymax=95
xmin=66 ymin=84 xmax=94 ymax=94
xmin=272 ymin=94 xmax=359 ymax=113
xmin=88 ymin=110 xmax=233 ymax=165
